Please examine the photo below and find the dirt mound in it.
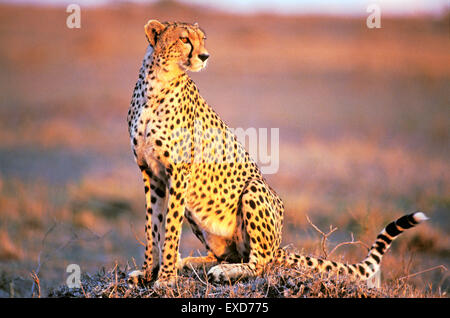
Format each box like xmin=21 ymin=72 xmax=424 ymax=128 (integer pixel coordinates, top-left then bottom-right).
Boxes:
xmin=48 ymin=263 xmax=424 ymax=298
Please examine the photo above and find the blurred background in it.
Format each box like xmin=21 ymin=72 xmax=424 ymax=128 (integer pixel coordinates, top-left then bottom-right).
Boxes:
xmin=0 ymin=0 xmax=448 ymax=297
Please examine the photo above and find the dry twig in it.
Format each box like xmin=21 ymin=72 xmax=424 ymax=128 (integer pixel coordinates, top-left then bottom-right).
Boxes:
xmin=188 ymin=265 xmax=208 ymax=286
xmin=329 ymin=232 xmax=370 ymax=257
xmin=30 ymin=271 xmax=41 ymax=298
xmin=398 ymin=265 xmax=448 ymax=281
xmin=306 ymin=215 xmax=337 ymax=259
xmin=130 ymin=222 xmax=145 ymax=247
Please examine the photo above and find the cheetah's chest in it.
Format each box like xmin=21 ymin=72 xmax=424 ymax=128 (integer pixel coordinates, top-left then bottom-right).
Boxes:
xmin=129 ymin=54 xmax=194 ymax=168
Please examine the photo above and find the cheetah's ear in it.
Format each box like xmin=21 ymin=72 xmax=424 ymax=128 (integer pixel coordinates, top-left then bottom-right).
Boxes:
xmin=144 ymin=20 xmax=166 ymax=47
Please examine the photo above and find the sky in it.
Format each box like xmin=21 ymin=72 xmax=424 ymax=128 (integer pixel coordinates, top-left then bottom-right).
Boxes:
xmin=180 ymin=0 xmax=449 ymax=16
xmin=1 ymin=0 xmax=448 ymax=16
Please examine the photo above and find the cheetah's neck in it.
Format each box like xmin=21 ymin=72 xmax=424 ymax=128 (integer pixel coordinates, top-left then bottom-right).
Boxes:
xmin=128 ymin=45 xmax=196 ymax=158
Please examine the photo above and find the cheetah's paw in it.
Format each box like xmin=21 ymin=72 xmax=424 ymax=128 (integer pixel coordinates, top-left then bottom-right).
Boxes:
xmin=127 ymin=270 xmax=145 ymax=288
xmin=153 ymin=277 xmax=177 ymax=289
xmin=207 ymin=264 xmax=252 ymax=284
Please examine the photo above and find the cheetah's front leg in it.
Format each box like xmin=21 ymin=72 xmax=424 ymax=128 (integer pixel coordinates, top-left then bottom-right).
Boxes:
xmin=128 ymin=167 xmax=167 ymax=286
xmin=154 ymin=167 xmax=188 ymax=286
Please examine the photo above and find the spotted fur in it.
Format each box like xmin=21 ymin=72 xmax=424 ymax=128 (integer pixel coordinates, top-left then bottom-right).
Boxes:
xmin=126 ymin=20 xmax=428 ymax=288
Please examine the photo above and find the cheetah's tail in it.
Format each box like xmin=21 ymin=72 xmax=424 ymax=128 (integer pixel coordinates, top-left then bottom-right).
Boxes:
xmin=277 ymin=212 xmax=428 ymax=288
xmin=356 ymin=211 xmax=428 ymax=287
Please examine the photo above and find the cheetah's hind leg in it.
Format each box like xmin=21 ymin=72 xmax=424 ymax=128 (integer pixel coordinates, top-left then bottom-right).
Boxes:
xmin=207 ymin=179 xmax=280 ymax=284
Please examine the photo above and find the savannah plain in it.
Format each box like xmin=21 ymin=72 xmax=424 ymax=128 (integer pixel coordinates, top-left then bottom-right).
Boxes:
xmin=0 ymin=2 xmax=448 ymax=297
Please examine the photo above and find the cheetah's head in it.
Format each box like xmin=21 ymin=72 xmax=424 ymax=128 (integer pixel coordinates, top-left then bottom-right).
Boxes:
xmin=144 ymin=20 xmax=209 ymax=73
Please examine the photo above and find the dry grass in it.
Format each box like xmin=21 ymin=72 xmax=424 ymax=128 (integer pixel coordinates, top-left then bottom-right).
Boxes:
xmin=47 ymin=256 xmax=444 ymax=298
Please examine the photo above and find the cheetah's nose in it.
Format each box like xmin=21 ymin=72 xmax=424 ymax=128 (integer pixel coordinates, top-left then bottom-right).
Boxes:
xmin=198 ymin=53 xmax=210 ymax=62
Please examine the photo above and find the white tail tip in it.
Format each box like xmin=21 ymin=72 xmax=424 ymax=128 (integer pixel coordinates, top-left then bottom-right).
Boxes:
xmin=413 ymin=212 xmax=429 ymax=223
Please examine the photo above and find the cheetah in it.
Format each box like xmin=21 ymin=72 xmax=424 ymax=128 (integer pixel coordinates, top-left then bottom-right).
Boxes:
xmin=126 ymin=20 xmax=428 ymax=288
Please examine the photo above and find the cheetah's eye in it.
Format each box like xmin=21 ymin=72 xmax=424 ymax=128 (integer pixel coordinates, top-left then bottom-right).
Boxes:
xmin=180 ymin=37 xmax=189 ymax=44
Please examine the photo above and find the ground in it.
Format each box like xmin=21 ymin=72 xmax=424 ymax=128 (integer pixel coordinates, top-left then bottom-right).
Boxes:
xmin=0 ymin=2 xmax=448 ymax=297
xmin=48 ymin=256 xmax=430 ymax=298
